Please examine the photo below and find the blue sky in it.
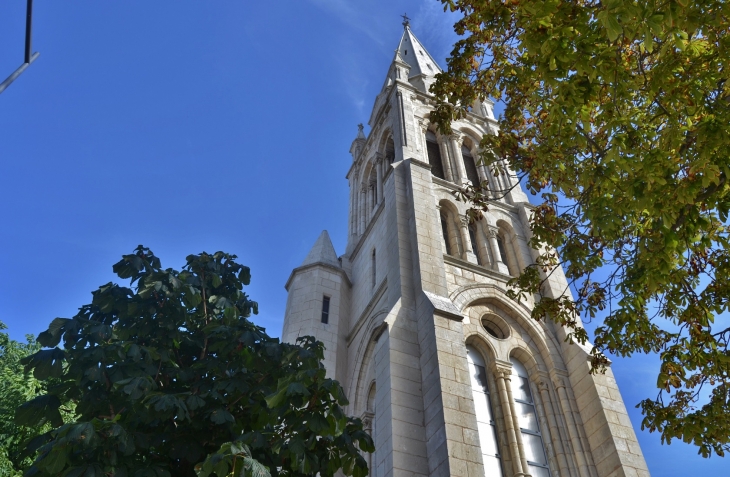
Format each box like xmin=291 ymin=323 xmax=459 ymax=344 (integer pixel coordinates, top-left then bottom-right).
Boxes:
xmin=0 ymin=1 xmax=725 ymax=474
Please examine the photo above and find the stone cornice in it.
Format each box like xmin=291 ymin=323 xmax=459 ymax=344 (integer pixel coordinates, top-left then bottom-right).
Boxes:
xmin=443 ymin=254 xmax=512 ymax=283
xmin=284 ymin=261 xmax=352 ymax=291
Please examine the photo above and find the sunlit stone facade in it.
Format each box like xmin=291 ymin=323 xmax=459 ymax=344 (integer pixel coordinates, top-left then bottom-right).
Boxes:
xmin=282 ymin=24 xmax=650 ymax=477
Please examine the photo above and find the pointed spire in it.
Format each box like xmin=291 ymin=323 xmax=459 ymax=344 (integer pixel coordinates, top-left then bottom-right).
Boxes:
xmin=301 ymin=230 xmax=340 ymax=267
xmin=350 ymin=124 xmax=367 ymax=160
xmin=394 ymin=24 xmax=442 ymax=80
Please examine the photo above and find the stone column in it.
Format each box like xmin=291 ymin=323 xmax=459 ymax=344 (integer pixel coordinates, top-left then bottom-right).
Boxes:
xmin=554 ymin=377 xmax=591 ymax=477
xmin=460 ymin=216 xmax=479 ymax=264
xmin=536 ymin=379 xmax=572 ymax=477
xmin=375 ymin=154 xmax=384 ymax=206
xmin=361 ymin=411 xmax=375 ymax=477
xmin=450 ymin=134 xmax=470 ymax=186
xmin=437 ymin=133 xmax=455 ymax=182
xmin=360 ymin=185 xmax=367 ymax=233
xmin=488 ymin=228 xmax=511 ymax=275
xmin=495 ymin=368 xmax=526 ymax=477
xmin=503 ymin=367 xmax=532 ymax=476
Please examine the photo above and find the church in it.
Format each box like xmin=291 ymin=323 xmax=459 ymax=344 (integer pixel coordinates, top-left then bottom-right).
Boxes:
xmin=281 ymin=20 xmax=650 ymax=477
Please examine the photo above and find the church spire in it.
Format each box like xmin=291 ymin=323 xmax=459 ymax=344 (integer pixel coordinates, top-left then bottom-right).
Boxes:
xmin=394 ymin=22 xmax=442 ymax=83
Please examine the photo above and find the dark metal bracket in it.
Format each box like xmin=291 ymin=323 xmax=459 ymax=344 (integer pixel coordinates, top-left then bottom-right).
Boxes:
xmin=0 ymin=0 xmax=40 ymax=95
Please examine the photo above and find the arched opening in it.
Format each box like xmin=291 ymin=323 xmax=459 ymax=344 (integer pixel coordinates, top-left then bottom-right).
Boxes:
xmin=439 ymin=203 xmax=463 ymax=258
xmin=469 ymin=221 xmax=483 ymax=265
xmin=496 ymin=221 xmax=523 ymax=276
xmin=466 ymin=345 xmax=504 ymax=477
xmin=510 ymin=358 xmax=550 ymax=477
xmin=385 ymin=136 xmax=395 ymax=164
xmin=462 ymin=143 xmax=481 ymax=187
xmin=425 ymin=130 xmax=446 ymax=180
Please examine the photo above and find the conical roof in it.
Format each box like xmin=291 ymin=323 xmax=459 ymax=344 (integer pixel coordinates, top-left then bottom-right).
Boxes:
xmin=395 ymin=25 xmax=442 ymax=78
xmin=301 ymin=230 xmax=340 ymax=268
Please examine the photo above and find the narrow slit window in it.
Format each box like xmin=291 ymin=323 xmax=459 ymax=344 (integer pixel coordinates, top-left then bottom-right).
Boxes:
xmin=372 ymin=249 xmax=376 ymax=288
xmin=469 ymin=223 xmax=482 ymax=265
xmin=441 ymin=213 xmax=452 ymax=255
xmin=321 ymin=296 xmax=330 ymax=324
xmin=496 ymin=235 xmax=509 ymax=266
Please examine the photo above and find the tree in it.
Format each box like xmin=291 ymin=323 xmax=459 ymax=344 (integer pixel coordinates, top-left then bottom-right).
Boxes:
xmin=430 ymin=0 xmax=730 ymax=457
xmin=0 ymin=322 xmax=46 ymax=476
xmin=16 ymin=247 xmax=373 ymax=476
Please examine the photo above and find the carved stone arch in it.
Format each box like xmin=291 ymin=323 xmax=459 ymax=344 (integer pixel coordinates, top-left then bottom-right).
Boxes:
xmin=349 ymin=312 xmax=389 ymax=416
xmin=451 ymin=285 xmax=565 ymax=374
xmin=495 ymin=218 xmax=527 ymax=274
xmin=464 ymin=330 xmax=500 ymax=364
xmin=438 ymin=199 xmax=464 ymax=258
xmin=508 ymin=342 xmax=549 ymax=377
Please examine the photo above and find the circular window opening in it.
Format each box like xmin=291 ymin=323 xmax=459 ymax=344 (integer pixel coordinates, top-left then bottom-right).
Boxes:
xmin=481 ymin=315 xmax=510 ymax=340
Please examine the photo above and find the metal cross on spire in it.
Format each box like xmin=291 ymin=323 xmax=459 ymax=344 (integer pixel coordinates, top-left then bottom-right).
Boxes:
xmin=401 ymin=13 xmax=410 ymax=29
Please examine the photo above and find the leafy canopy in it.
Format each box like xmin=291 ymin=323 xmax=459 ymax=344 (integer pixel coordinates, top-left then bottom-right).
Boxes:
xmin=431 ymin=0 xmax=730 ymax=457
xmin=16 ymin=247 xmax=373 ymax=477
xmin=0 ymin=323 xmax=47 ymax=476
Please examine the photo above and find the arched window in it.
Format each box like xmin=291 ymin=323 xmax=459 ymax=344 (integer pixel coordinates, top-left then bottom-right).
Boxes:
xmin=468 ymin=222 xmax=482 ymax=265
xmin=462 ymin=145 xmax=481 ymax=186
xmin=497 ymin=224 xmax=522 ymax=276
xmin=385 ymin=136 xmax=395 ymax=164
xmin=439 ymin=206 xmax=463 ymax=257
xmin=440 ymin=211 xmax=452 ymax=256
xmin=425 ymin=130 xmax=446 ymax=180
xmin=466 ymin=346 xmax=504 ymax=477
xmin=510 ymin=358 xmax=550 ymax=477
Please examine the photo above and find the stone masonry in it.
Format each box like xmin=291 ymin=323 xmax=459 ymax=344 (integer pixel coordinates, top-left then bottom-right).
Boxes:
xmin=282 ymin=22 xmax=650 ymax=477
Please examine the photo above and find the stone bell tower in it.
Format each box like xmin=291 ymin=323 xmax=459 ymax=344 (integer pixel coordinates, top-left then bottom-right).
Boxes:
xmin=282 ymin=19 xmax=650 ymax=477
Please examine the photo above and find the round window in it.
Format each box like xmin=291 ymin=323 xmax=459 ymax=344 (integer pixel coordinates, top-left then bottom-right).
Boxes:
xmin=481 ymin=314 xmax=510 ymax=340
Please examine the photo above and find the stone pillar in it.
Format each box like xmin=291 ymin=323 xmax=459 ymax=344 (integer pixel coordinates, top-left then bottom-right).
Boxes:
xmin=360 ymin=185 xmax=367 ymax=233
xmin=375 ymin=154 xmax=384 ymax=206
xmin=450 ymin=134 xmax=470 ymax=186
xmin=488 ymin=228 xmax=511 ymax=275
xmin=536 ymin=379 xmax=572 ymax=477
xmin=460 ymin=216 xmax=479 ymax=264
xmin=495 ymin=368 xmax=526 ymax=477
xmin=503 ymin=367 xmax=532 ymax=476
xmin=437 ymin=133 xmax=455 ymax=182
xmin=361 ymin=411 xmax=375 ymax=476
xmin=554 ymin=377 xmax=592 ymax=477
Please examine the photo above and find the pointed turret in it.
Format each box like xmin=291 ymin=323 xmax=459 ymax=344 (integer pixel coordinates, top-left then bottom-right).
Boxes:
xmin=350 ymin=124 xmax=367 ymax=161
xmin=301 ymin=230 xmax=340 ymax=268
xmin=282 ymin=230 xmax=351 ymax=384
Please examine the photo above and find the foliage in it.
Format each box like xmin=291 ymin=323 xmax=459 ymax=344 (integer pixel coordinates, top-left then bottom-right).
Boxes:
xmin=16 ymin=247 xmax=373 ymax=477
xmin=0 ymin=322 xmax=46 ymax=476
xmin=431 ymin=0 xmax=730 ymax=456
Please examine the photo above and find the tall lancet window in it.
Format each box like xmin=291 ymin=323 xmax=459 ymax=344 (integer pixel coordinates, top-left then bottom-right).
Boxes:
xmin=425 ymin=131 xmax=446 ymax=180
xmin=466 ymin=346 xmax=503 ymax=477
xmin=462 ymin=145 xmax=481 ymax=186
xmin=440 ymin=211 xmax=452 ymax=256
xmin=468 ymin=222 xmax=482 ymax=265
xmin=510 ymin=358 xmax=550 ymax=477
